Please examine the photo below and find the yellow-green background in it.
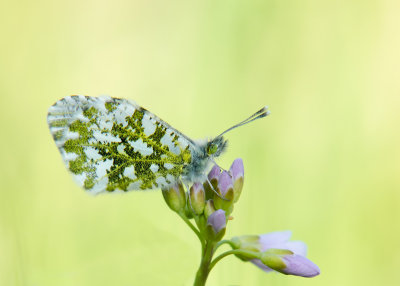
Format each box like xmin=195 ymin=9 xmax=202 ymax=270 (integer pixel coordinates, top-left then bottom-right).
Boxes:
xmin=1 ymin=0 xmax=399 ymax=285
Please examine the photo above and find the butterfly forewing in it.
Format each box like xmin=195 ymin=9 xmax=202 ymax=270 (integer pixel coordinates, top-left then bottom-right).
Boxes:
xmin=47 ymin=95 xmax=192 ymax=194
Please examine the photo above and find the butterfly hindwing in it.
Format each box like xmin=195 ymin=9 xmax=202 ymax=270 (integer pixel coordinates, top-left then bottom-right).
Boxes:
xmin=47 ymin=95 xmax=192 ymax=194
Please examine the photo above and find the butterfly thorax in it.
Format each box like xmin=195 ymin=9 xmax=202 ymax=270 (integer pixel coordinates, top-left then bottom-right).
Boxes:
xmin=182 ymin=137 xmax=228 ymax=184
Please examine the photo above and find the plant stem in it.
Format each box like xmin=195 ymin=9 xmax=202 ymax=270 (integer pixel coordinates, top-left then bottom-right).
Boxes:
xmin=209 ymin=249 xmax=260 ymax=271
xmin=179 ymin=213 xmax=205 ymax=249
xmin=214 ymin=239 xmax=235 ymax=251
xmin=193 ymin=241 xmax=215 ymax=286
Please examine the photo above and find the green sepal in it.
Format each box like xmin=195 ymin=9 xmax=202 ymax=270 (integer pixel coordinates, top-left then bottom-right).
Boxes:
xmin=205 ymin=224 xmax=226 ymax=241
xmin=184 ymin=204 xmax=195 ymax=219
xmin=162 ymin=183 xmax=186 ymax=213
xmin=232 ymin=177 xmax=244 ymax=203
xmin=190 ymin=185 xmax=205 ymax=215
xmin=260 ymin=249 xmax=293 ymax=272
xmin=213 ymin=188 xmax=234 ymax=215
xmin=204 ymin=200 xmax=216 ymax=218
xmin=265 ymin=248 xmax=293 ymax=255
xmin=203 ymin=181 xmax=216 ymax=201
xmin=231 ymin=235 xmax=260 ymax=249
xmin=231 ymin=235 xmax=262 ymax=261
xmin=233 ymin=249 xmax=262 ymax=262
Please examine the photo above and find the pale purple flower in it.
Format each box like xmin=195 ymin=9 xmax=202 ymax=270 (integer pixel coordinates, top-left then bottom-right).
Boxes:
xmin=208 ymin=165 xmax=221 ymax=182
xmin=252 ymin=231 xmax=320 ymax=278
xmin=218 ymin=171 xmax=233 ymax=197
xmin=229 ymin=158 xmax=244 ymax=181
xmin=207 ymin=209 xmax=226 ymax=234
xmin=259 ymin=231 xmax=307 ymax=254
xmin=279 ymin=254 xmax=320 ymax=277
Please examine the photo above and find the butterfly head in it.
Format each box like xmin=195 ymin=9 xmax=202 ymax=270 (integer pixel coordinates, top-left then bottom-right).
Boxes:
xmin=206 ymin=136 xmax=228 ymax=158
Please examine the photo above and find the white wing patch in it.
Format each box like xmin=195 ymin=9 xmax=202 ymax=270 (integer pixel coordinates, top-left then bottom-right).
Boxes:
xmin=142 ymin=113 xmax=157 ymax=136
xmin=123 ymin=165 xmax=137 ymax=180
xmin=128 ymin=138 xmax=153 ymax=156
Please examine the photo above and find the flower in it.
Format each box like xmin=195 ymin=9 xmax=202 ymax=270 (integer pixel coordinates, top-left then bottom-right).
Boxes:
xmin=206 ymin=209 xmax=227 ymax=241
xmin=276 ymin=253 xmax=320 ymax=277
xmin=256 ymin=231 xmax=319 ymax=277
xmin=258 ymin=231 xmax=307 ymax=254
xmin=218 ymin=171 xmax=234 ymax=199
xmin=233 ymin=231 xmax=320 ymax=278
xmin=208 ymin=165 xmax=221 ymax=184
xmin=207 ymin=209 xmax=226 ymax=234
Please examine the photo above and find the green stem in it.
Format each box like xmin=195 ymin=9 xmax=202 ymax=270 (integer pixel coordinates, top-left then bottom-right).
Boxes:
xmin=214 ymin=239 xmax=235 ymax=251
xmin=193 ymin=241 xmax=216 ymax=286
xmin=179 ymin=213 xmax=205 ymax=249
xmin=209 ymin=249 xmax=261 ymax=271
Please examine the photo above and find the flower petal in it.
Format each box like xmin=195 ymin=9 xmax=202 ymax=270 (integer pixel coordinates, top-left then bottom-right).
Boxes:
xmin=281 ymin=254 xmax=320 ymax=277
xmin=218 ymin=171 xmax=233 ymax=196
xmin=284 ymin=241 xmax=307 ymax=257
xmin=208 ymin=165 xmax=221 ymax=181
xmin=259 ymin=231 xmax=292 ymax=251
xmin=230 ymin=158 xmax=244 ymax=181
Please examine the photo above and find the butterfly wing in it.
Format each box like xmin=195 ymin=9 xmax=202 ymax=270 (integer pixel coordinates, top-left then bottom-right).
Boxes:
xmin=47 ymin=95 xmax=193 ymax=194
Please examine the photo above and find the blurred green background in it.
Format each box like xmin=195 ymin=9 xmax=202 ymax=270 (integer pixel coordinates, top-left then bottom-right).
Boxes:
xmin=1 ymin=0 xmax=399 ymax=285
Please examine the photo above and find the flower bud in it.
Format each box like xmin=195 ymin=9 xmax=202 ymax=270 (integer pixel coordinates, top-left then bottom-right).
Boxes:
xmin=238 ymin=231 xmax=320 ymax=278
xmin=260 ymin=250 xmax=320 ymax=277
xmin=214 ymin=171 xmax=234 ymax=214
xmin=218 ymin=171 xmax=234 ymax=198
xmin=161 ymin=183 xmax=186 ymax=213
xmin=206 ymin=209 xmax=226 ymax=241
xmin=208 ymin=165 xmax=221 ymax=189
xmin=189 ymin=182 xmax=205 ymax=215
xmin=260 ymin=249 xmax=293 ymax=271
xmin=229 ymin=158 xmax=244 ymax=202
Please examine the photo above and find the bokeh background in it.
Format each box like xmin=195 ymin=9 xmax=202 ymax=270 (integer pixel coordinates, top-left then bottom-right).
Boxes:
xmin=1 ymin=0 xmax=399 ymax=285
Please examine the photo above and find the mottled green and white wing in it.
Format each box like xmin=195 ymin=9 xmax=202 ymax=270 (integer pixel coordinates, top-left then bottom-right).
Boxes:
xmin=47 ymin=95 xmax=192 ymax=194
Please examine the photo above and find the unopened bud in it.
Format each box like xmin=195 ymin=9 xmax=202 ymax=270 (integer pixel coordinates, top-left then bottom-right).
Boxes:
xmin=229 ymin=158 xmax=244 ymax=202
xmin=190 ymin=182 xmax=205 ymax=215
xmin=162 ymin=183 xmax=186 ymax=213
xmin=208 ymin=165 xmax=221 ymax=189
xmin=214 ymin=171 xmax=234 ymax=214
xmin=206 ymin=209 xmax=226 ymax=241
xmin=260 ymin=250 xmax=290 ymax=271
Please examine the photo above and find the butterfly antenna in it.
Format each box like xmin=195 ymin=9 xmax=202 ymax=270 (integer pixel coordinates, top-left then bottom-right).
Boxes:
xmin=216 ymin=106 xmax=270 ymax=138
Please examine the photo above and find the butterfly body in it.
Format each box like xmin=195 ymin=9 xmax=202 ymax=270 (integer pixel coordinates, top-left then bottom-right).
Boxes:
xmin=182 ymin=136 xmax=227 ymax=184
xmin=47 ymin=95 xmax=228 ymax=194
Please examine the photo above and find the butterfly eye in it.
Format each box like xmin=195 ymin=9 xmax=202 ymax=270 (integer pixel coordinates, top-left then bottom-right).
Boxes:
xmin=207 ymin=143 xmax=218 ymax=155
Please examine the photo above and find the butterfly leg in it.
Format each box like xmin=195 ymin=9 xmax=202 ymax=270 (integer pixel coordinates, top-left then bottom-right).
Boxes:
xmin=206 ymin=178 xmax=229 ymax=201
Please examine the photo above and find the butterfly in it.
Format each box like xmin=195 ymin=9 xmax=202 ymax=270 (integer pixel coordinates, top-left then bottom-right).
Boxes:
xmin=47 ymin=95 xmax=269 ymax=194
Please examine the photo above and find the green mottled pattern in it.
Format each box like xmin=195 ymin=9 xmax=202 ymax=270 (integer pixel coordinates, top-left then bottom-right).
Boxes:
xmin=48 ymin=96 xmax=193 ymax=193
